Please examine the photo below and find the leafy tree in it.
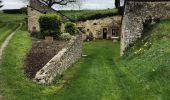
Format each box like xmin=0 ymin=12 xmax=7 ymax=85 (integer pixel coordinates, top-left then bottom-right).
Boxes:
xmin=0 ymin=0 xmax=3 ymax=8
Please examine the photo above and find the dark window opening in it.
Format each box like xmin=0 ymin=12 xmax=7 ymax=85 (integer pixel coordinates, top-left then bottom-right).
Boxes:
xmin=112 ymin=29 xmax=118 ymax=36
xmin=103 ymin=28 xmax=107 ymax=39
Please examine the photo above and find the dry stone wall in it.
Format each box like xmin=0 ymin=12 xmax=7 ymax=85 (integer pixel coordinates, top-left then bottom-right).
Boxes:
xmin=121 ymin=1 xmax=170 ymax=55
xmin=34 ymin=34 xmax=82 ymax=84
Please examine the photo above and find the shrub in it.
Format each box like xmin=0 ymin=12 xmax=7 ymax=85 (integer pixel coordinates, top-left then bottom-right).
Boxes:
xmin=65 ymin=22 xmax=76 ymax=35
xmin=60 ymin=33 xmax=72 ymax=40
xmin=39 ymin=13 xmax=61 ymax=38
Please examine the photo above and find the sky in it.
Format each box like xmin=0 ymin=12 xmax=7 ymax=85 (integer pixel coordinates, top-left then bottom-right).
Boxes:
xmin=0 ymin=0 xmax=117 ymax=10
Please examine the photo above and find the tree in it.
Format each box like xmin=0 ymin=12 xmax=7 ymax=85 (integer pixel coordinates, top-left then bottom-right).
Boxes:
xmin=115 ymin=0 xmax=120 ymax=8
xmin=0 ymin=0 xmax=3 ymax=8
xmin=39 ymin=0 xmax=81 ymax=8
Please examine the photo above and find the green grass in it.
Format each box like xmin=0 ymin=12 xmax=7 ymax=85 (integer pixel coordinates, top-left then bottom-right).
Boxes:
xmin=0 ymin=13 xmax=26 ymax=45
xmin=1 ymin=19 xmax=170 ymax=100
xmin=0 ymin=13 xmax=26 ymax=23
xmin=122 ymin=20 xmax=170 ymax=99
xmin=59 ymin=9 xmax=118 ymax=21
xmin=0 ymin=23 xmax=18 ymax=45
xmin=0 ymin=36 xmax=124 ymax=99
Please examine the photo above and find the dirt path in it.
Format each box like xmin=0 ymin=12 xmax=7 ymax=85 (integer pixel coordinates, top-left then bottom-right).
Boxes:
xmin=0 ymin=23 xmax=22 ymax=60
xmin=0 ymin=23 xmax=22 ymax=100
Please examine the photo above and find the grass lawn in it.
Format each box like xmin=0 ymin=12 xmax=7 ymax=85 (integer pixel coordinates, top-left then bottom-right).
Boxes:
xmin=0 ymin=35 xmax=153 ymax=100
xmin=0 ymin=14 xmax=26 ymax=23
xmin=0 ymin=19 xmax=170 ymax=99
xmin=59 ymin=9 xmax=118 ymax=21
xmin=0 ymin=14 xmax=26 ymax=45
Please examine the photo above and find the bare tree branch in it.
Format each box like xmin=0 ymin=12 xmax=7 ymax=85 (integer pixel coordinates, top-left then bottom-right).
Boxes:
xmin=38 ymin=0 xmax=81 ymax=8
xmin=0 ymin=0 xmax=3 ymax=8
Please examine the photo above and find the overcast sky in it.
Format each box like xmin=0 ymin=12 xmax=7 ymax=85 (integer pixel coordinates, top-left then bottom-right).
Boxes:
xmin=1 ymin=0 xmax=117 ymax=10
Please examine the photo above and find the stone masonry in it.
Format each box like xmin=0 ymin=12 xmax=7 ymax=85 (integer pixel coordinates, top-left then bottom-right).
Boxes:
xmin=27 ymin=0 xmax=70 ymax=32
xmin=34 ymin=33 xmax=82 ymax=84
xmin=121 ymin=1 xmax=170 ymax=55
xmin=77 ymin=16 xmax=122 ymax=40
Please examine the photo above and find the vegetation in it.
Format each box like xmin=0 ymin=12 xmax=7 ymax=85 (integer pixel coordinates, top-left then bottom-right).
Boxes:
xmin=0 ymin=23 xmax=18 ymax=45
xmin=0 ymin=12 xmax=170 ymax=100
xmin=122 ymin=20 xmax=170 ymax=99
xmin=115 ymin=0 xmax=120 ymax=8
xmin=60 ymin=33 xmax=72 ymax=40
xmin=59 ymin=9 xmax=118 ymax=21
xmin=65 ymin=22 xmax=76 ymax=35
xmin=3 ymin=9 xmax=23 ymax=14
xmin=1 ymin=19 xmax=170 ymax=99
xmin=0 ymin=13 xmax=26 ymax=45
xmin=0 ymin=38 xmax=122 ymax=99
xmin=39 ymin=13 xmax=61 ymax=38
xmin=0 ymin=13 xmax=26 ymax=23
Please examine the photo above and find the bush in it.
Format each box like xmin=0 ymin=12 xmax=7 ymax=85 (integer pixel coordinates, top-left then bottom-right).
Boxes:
xmin=39 ymin=13 xmax=61 ymax=38
xmin=60 ymin=33 xmax=72 ymax=40
xmin=65 ymin=22 xmax=76 ymax=35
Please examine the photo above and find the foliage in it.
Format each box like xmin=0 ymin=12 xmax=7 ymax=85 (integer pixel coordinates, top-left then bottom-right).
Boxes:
xmin=1 ymin=13 xmax=170 ymax=99
xmin=122 ymin=20 xmax=170 ymax=99
xmin=3 ymin=9 xmax=23 ymax=14
xmin=60 ymin=33 xmax=72 ymax=40
xmin=65 ymin=22 xmax=76 ymax=35
xmin=39 ymin=13 xmax=61 ymax=38
xmin=0 ymin=13 xmax=26 ymax=23
xmin=0 ymin=14 xmax=26 ymax=45
xmin=115 ymin=0 xmax=120 ymax=8
xmin=59 ymin=9 xmax=118 ymax=21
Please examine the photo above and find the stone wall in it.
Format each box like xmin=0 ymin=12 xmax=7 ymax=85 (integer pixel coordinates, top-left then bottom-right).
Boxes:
xmin=77 ymin=16 xmax=122 ymax=40
xmin=34 ymin=33 xmax=82 ymax=84
xmin=27 ymin=0 xmax=70 ymax=33
xmin=121 ymin=1 xmax=170 ymax=55
xmin=27 ymin=6 xmax=42 ymax=32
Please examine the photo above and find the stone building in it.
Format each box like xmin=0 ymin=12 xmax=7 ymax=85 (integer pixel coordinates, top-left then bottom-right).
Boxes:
xmin=27 ymin=0 xmax=70 ymax=33
xmin=77 ymin=16 xmax=122 ymax=40
xmin=121 ymin=0 xmax=170 ymax=55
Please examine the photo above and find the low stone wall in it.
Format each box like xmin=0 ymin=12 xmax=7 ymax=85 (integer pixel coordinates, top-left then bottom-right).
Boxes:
xmin=34 ymin=34 xmax=82 ymax=84
xmin=121 ymin=1 xmax=170 ymax=55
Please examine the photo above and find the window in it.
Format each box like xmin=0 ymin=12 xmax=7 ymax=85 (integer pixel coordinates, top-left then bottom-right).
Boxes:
xmin=112 ymin=29 xmax=117 ymax=36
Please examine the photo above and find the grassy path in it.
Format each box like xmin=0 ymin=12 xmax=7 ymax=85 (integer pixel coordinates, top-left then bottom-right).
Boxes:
xmin=0 ymin=23 xmax=22 ymax=59
xmin=0 ymin=38 xmax=150 ymax=99
xmin=55 ymin=41 xmax=150 ymax=100
xmin=0 ymin=23 xmax=19 ymax=45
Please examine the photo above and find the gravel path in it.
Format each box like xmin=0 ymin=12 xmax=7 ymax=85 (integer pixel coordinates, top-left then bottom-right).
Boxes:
xmin=0 ymin=23 xmax=22 ymax=100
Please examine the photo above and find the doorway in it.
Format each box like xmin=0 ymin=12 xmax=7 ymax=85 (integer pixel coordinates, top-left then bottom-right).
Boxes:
xmin=103 ymin=28 xmax=107 ymax=39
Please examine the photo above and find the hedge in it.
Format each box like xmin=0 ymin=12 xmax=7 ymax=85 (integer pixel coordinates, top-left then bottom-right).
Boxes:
xmin=39 ymin=13 xmax=61 ymax=38
xmin=65 ymin=22 xmax=76 ymax=35
xmin=3 ymin=9 xmax=22 ymax=14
